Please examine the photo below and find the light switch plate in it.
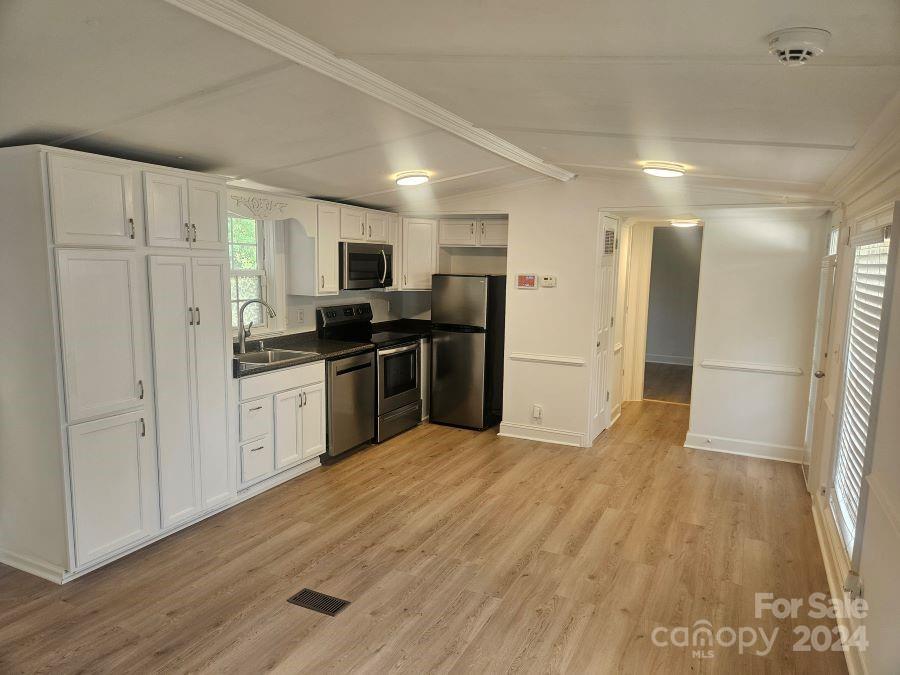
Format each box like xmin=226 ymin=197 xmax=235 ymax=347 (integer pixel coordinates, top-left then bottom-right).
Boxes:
xmin=540 ymin=275 xmax=557 ymax=288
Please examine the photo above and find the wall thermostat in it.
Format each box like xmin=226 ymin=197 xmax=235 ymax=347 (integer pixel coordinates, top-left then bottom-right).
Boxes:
xmin=540 ymin=275 xmax=557 ymax=288
xmin=516 ymin=273 xmax=538 ymax=289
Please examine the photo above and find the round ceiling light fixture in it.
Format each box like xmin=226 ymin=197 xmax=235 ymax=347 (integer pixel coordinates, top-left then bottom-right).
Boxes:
xmin=767 ymin=27 xmax=831 ymax=66
xmin=671 ymin=219 xmax=700 ymax=228
xmin=641 ymin=161 xmax=686 ymax=178
xmin=394 ymin=171 xmax=430 ymax=187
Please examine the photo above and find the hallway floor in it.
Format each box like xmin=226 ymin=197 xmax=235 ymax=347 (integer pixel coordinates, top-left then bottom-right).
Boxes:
xmin=644 ymin=361 xmax=693 ymax=404
xmin=0 ymin=402 xmax=845 ymax=673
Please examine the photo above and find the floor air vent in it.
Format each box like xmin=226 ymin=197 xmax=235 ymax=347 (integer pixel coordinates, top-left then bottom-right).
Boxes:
xmin=287 ymin=588 xmax=351 ymax=616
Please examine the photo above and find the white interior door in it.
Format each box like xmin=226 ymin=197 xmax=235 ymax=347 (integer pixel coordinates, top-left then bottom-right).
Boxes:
xmin=300 ymin=381 xmax=326 ymax=459
xmin=144 ymin=172 xmax=190 ymax=248
xmin=590 ymin=215 xmax=619 ymax=441
xmin=68 ymin=410 xmax=157 ymax=566
xmin=274 ymin=388 xmax=302 ymax=469
xmin=188 ymin=179 xmax=227 ymax=250
xmin=148 ymin=256 xmax=202 ymax=527
xmin=48 ymin=154 xmax=136 ymax=247
xmin=56 ymin=249 xmax=145 ymax=422
xmin=191 ymin=258 xmax=233 ymax=507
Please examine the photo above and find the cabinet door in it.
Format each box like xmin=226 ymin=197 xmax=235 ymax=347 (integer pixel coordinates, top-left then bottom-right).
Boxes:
xmin=144 ymin=172 xmax=190 ymax=248
xmin=478 ymin=220 xmax=509 ymax=247
xmin=340 ymin=206 xmax=366 ymax=241
xmin=439 ymin=219 xmax=477 ymax=246
xmin=48 ymin=154 xmax=136 ymax=247
xmin=188 ymin=179 xmax=227 ymax=250
xmin=192 ymin=258 xmax=233 ymax=508
xmin=148 ymin=256 xmax=201 ymax=527
xmin=56 ymin=249 xmax=145 ymax=422
xmin=274 ymin=388 xmax=302 ymax=469
xmin=317 ymin=204 xmax=340 ymax=294
xmin=300 ymin=381 xmax=326 ymax=459
xmin=68 ymin=410 xmax=158 ymax=567
xmin=402 ymin=218 xmax=437 ymax=289
xmin=366 ymin=211 xmax=388 ymax=242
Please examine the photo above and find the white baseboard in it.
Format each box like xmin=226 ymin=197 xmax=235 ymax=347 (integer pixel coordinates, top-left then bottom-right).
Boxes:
xmin=646 ymin=353 xmax=693 ymax=366
xmin=684 ymin=432 xmax=804 ymax=463
xmin=0 ymin=549 xmax=66 ymax=584
xmin=499 ymin=422 xmax=586 ymax=448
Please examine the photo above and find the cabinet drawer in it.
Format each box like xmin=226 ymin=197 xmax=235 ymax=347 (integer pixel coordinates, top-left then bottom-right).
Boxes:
xmin=240 ymin=437 xmax=274 ymax=485
xmin=239 ymin=362 xmax=325 ymax=401
xmin=240 ymin=397 xmax=272 ymax=442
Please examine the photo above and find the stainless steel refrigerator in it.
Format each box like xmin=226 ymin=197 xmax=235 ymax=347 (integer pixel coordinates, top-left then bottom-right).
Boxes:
xmin=430 ymin=274 xmax=506 ymax=430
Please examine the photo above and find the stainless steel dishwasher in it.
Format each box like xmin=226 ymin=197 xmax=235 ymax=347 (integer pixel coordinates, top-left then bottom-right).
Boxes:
xmin=326 ymin=350 xmax=375 ymax=457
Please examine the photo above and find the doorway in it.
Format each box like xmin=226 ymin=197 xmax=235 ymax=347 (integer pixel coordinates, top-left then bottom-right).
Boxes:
xmin=642 ymin=226 xmax=703 ymax=404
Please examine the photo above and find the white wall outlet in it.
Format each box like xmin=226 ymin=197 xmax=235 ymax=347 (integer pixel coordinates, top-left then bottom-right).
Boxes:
xmin=532 ymin=404 xmax=543 ymax=420
xmin=540 ymin=274 xmax=557 ymax=288
xmin=291 ymin=308 xmax=305 ymax=325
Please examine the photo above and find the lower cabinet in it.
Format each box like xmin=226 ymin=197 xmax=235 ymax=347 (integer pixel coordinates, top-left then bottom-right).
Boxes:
xmin=68 ymin=410 xmax=159 ymax=567
xmin=238 ymin=363 xmax=326 ymax=487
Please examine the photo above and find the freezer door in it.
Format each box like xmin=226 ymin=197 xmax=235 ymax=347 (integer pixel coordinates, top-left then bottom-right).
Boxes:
xmin=431 ymin=329 xmax=486 ymax=429
xmin=431 ymin=275 xmax=488 ymax=328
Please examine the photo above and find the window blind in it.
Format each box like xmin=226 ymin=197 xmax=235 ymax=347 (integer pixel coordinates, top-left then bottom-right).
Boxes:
xmin=831 ymin=237 xmax=890 ymax=552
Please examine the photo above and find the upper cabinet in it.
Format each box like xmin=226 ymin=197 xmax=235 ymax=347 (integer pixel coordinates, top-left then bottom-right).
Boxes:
xmin=144 ymin=171 xmax=226 ymax=250
xmin=366 ymin=211 xmax=388 ymax=242
xmin=340 ymin=206 xmax=366 ymax=241
xmin=48 ymin=153 xmax=137 ymax=247
xmin=284 ymin=199 xmax=339 ymax=296
xmin=401 ymin=218 xmax=437 ymax=290
xmin=438 ymin=218 xmax=508 ymax=248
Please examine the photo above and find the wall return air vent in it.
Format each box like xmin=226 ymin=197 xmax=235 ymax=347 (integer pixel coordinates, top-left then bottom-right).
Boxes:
xmin=767 ymin=27 xmax=831 ymax=66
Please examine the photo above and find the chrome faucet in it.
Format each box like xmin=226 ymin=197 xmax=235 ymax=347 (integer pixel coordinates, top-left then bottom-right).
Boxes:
xmin=238 ymin=299 xmax=277 ymax=354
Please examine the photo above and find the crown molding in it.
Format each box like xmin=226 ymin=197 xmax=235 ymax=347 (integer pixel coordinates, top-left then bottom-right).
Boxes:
xmin=163 ymin=0 xmax=575 ymax=182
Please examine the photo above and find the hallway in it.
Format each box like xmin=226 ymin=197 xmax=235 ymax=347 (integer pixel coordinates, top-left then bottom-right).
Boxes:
xmin=643 ymin=361 xmax=693 ymax=405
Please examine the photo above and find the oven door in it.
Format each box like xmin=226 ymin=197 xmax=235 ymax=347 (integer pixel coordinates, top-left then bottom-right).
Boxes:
xmin=341 ymin=242 xmax=393 ymax=290
xmin=377 ymin=341 xmax=420 ymax=414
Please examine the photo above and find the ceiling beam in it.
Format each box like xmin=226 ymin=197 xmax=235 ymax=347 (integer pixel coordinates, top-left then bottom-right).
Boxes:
xmin=163 ymin=0 xmax=576 ymax=182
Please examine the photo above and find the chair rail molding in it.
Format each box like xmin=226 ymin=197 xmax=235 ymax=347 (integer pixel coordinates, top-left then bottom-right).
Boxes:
xmin=163 ymin=0 xmax=575 ymax=182
xmin=508 ymin=352 xmax=586 ymax=366
xmin=699 ymin=359 xmax=803 ymax=376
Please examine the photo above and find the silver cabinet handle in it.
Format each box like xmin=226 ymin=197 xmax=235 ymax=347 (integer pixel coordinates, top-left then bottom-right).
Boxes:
xmin=184 ymin=222 xmax=191 ymax=242
xmin=249 ymin=405 xmax=263 ymax=412
xmin=368 ymin=225 xmax=372 ymax=238
xmin=303 ymin=391 xmax=307 ymax=406
xmin=482 ymin=222 xmax=485 ymax=236
xmin=404 ymin=274 xmax=407 ymax=285
xmin=137 ymin=379 xmax=144 ymax=400
xmin=249 ymin=445 xmax=263 ymax=452
xmin=361 ymin=222 xmax=365 ymax=236
xmin=470 ymin=223 xmax=474 ymax=234
xmin=140 ymin=418 xmax=146 ymax=437
xmin=321 ymin=274 xmax=325 ymax=289
xmin=195 ymin=306 xmax=200 ymax=325
xmin=129 ymin=217 xmax=135 ymax=239
xmin=191 ymin=223 xmax=197 ymax=242
xmin=188 ymin=307 xmax=194 ymax=325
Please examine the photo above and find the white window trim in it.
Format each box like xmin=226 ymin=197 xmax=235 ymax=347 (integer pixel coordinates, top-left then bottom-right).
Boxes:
xmin=229 ymin=216 xmax=285 ymax=338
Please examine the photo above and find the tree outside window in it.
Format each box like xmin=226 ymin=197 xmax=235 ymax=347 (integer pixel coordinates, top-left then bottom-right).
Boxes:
xmin=228 ymin=216 xmax=267 ymax=331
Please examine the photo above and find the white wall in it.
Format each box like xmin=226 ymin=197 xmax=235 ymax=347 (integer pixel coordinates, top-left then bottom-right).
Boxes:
xmin=645 ymin=227 xmax=702 ymax=365
xmin=435 ymin=175 xmax=791 ymax=445
xmin=686 ymin=210 xmax=827 ymax=461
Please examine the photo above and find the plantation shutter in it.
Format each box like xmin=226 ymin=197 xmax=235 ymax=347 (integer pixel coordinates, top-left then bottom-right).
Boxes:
xmin=830 ymin=233 xmax=891 ymax=552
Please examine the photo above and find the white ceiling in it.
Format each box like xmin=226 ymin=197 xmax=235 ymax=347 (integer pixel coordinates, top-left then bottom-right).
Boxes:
xmin=1 ymin=0 xmax=898 ymax=208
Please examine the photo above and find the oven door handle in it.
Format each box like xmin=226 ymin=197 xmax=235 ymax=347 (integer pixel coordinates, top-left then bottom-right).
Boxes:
xmin=378 ymin=343 xmax=418 ymax=357
xmin=379 ymin=249 xmax=388 ymax=285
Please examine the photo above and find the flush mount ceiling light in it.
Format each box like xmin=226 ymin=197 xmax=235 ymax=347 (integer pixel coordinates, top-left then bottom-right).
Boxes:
xmin=671 ymin=219 xmax=700 ymax=228
xmin=394 ymin=171 xmax=430 ymax=187
xmin=767 ymin=27 xmax=831 ymax=66
xmin=641 ymin=161 xmax=686 ymax=178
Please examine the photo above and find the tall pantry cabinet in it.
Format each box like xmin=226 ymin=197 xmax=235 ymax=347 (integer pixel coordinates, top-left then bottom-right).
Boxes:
xmin=0 ymin=146 xmax=232 ymax=583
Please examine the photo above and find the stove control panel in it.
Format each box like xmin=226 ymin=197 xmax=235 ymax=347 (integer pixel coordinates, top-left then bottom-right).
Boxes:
xmin=316 ymin=303 xmax=373 ymax=327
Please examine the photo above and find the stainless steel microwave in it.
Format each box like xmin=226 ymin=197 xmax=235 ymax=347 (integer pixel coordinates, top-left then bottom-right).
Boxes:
xmin=340 ymin=242 xmax=393 ymax=290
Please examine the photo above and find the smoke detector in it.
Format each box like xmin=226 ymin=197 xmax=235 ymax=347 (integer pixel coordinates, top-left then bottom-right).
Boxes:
xmin=767 ymin=27 xmax=831 ymax=66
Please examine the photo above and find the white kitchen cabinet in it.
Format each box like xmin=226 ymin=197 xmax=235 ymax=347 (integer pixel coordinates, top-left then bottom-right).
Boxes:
xmin=384 ymin=214 xmax=400 ymax=291
xmin=188 ymin=179 xmax=227 ymax=250
xmin=366 ymin=211 xmax=388 ymax=242
xmin=149 ymin=255 xmax=231 ymax=527
xmin=56 ymin=249 xmax=146 ymax=423
xmin=48 ymin=154 xmax=138 ymax=247
xmin=300 ymin=381 xmax=325 ymax=459
xmin=145 ymin=172 xmax=226 ymax=250
xmin=284 ymin=200 xmax=339 ymax=296
xmin=439 ymin=219 xmax=478 ymax=247
xmin=68 ymin=410 xmax=158 ymax=567
xmin=401 ymin=218 xmax=437 ymax=290
xmin=478 ymin=219 xmax=509 ymax=247
xmin=340 ymin=206 xmax=367 ymax=241
xmin=240 ymin=397 xmax=272 ymax=442
xmin=241 ymin=437 xmax=274 ymax=485
xmin=274 ymin=388 xmax=303 ymax=469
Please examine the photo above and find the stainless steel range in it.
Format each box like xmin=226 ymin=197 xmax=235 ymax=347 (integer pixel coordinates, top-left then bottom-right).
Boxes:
xmin=316 ymin=304 xmax=422 ymax=444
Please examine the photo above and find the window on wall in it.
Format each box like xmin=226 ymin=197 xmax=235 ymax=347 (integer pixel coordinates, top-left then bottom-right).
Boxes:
xmin=228 ymin=216 xmax=267 ymax=331
xmin=830 ymin=235 xmax=891 ymax=553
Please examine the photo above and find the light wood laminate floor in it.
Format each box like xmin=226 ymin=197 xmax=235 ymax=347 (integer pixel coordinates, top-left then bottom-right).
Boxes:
xmin=0 ymin=401 xmax=845 ymax=673
xmin=644 ymin=361 xmax=693 ymax=405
